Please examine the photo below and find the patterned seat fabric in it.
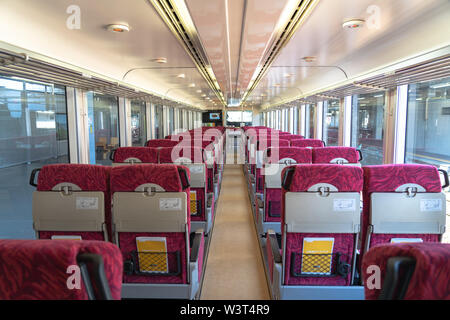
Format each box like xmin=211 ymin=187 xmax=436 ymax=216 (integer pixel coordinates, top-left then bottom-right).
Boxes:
xmin=146 ymin=139 xmax=180 ymax=148
xmin=362 ymin=243 xmax=450 ymax=300
xmin=290 ymin=139 xmax=325 ymax=148
xmin=0 ymin=240 xmax=123 ymax=300
xmin=110 ymin=164 xmax=191 ymax=284
xmin=36 ymin=164 xmax=111 ymax=241
xmin=281 ymin=164 xmax=363 ymax=286
xmin=313 ymin=147 xmax=360 ymax=164
xmin=361 ymin=165 xmax=442 ymax=257
xmin=263 ymin=147 xmax=312 ymax=222
xmin=113 ymin=147 xmax=158 ymax=163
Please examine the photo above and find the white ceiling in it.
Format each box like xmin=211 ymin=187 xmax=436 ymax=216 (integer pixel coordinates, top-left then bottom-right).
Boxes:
xmin=0 ymin=0 xmax=449 ymax=111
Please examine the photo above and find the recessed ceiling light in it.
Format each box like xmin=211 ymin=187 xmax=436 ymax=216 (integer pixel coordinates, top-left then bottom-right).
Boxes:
xmin=273 ymin=83 xmax=281 ymax=87
xmin=342 ymin=19 xmax=365 ymax=29
xmin=201 ymin=94 xmax=206 ymax=97
xmin=302 ymin=56 xmax=316 ymax=63
xmin=196 ymin=90 xmax=202 ymax=93
xmin=106 ymin=23 xmax=130 ymax=33
xmin=151 ymin=57 xmax=167 ymax=64
xmin=176 ymin=73 xmax=186 ymax=78
xmin=188 ymin=83 xmax=196 ymax=88
xmin=284 ymin=73 xmax=294 ymax=78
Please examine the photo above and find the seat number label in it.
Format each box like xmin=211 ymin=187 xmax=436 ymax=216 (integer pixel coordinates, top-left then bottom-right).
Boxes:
xmin=76 ymin=197 xmax=98 ymax=210
xmin=333 ymin=199 xmax=356 ymax=212
xmin=159 ymin=198 xmax=182 ymax=211
xmin=420 ymin=199 xmax=442 ymax=212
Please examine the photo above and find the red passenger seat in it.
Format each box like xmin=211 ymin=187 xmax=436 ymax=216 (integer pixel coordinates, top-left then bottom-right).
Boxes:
xmin=260 ymin=147 xmax=312 ymax=233
xmin=267 ymin=164 xmax=363 ymax=291
xmin=0 ymin=239 xmax=123 ymax=300
xmin=362 ymin=242 xmax=450 ymax=300
xmin=110 ymin=164 xmax=205 ymax=298
xmin=361 ymin=165 xmax=447 ymax=258
xmin=31 ymin=164 xmax=111 ymax=241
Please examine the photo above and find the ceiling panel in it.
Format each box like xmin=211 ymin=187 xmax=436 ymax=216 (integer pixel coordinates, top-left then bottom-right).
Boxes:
xmin=0 ymin=0 xmax=219 ymax=108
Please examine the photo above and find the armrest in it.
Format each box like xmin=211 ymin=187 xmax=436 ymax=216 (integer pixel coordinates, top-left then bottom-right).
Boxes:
xmin=378 ymin=256 xmax=416 ymax=300
xmin=257 ymin=197 xmax=264 ymax=209
xmin=267 ymin=230 xmax=282 ymax=264
xmin=190 ymin=229 xmax=204 ymax=263
xmin=207 ymin=193 xmax=214 ymax=208
xmin=76 ymin=253 xmax=113 ymax=300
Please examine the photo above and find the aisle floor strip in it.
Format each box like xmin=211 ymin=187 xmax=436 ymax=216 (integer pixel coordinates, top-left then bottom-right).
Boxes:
xmin=200 ymin=163 xmax=270 ymax=300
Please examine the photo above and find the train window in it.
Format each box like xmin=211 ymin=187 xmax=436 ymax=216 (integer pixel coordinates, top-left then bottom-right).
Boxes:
xmin=154 ymin=105 xmax=163 ymax=138
xmin=87 ymin=92 xmax=119 ymax=165
xmin=351 ymin=92 xmax=385 ymax=165
xmin=131 ymin=100 xmax=147 ymax=147
xmin=0 ymin=76 xmax=68 ymax=238
xmin=292 ymin=107 xmax=299 ymax=134
xmin=168 ymin=107 xmax=175 ymax=135
xmin=405 ymin=77 xmax=450 ymax=170
xmin=305 ymin=104 xmax=316 ymax=138
xmin=322 ymin=99 xmax=340 ymax=146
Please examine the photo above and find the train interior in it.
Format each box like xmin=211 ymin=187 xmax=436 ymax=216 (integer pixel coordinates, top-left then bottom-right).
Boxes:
xmin=0 ymin=0 xmax=449 ymax=303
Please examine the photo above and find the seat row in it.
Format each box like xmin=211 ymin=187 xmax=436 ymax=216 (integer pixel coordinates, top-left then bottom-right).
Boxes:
xmin=30 ymin=163 xmax=205 ymax=299
xmin=241 ymin=126 xmax=449 ymax=300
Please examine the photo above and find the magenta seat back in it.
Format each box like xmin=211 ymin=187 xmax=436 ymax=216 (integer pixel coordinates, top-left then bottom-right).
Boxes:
xmin=110 ymin=164 xmax=191 ymax=285
xmin=361 ymin=165 xmax=443 ymax=256
xmin=35 ymin=164 xmax=111 ymax=241
xmin=280 ymin=164 xmax=363 ymax=286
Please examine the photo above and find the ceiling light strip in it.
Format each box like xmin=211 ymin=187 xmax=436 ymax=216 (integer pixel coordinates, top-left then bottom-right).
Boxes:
xmin=241 ymin=0 xmax=320 ymax=104
xmin=148 ymin=0 xmax=226 ymax=106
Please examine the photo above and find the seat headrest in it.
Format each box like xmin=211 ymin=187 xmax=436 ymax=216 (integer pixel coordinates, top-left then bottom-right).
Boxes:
xmin=290 ymin=139 xmax=325 ymax=148
xmin=363 ymin=164 xmax=442 ymax=194
xmin=266 ymin=147 xmax=312 ymax=164
xmin=282 ymin=164 xmax=363 ymax=192
xmin=37 ymin=164 xmax=109 ymax=192
xmin=113 ymin=147 xmax=158 ymax=163
xmin=159 ymin=146 xmax=205 ymax=164
xmin=145 ymin=139 xmax=179 ymax=148
xmin=313 ymin=147 xmax=360 ymax=164
xmin=110 ymin=164 xmax=190 ymax=193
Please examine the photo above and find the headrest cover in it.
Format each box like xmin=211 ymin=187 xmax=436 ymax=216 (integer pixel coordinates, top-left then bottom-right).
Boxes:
xmin=291 ymin=139 xmax=324 ymax=148
xmin=266 ymin=147 xmax=312 ymax=164
xmin=37 ymin=164 xmax=109 ymax=192
xmin=363 ymin=164 xmax=442 ymax=194
xmin=145 ymin=139 xmax=179 ymax=148
xmin=282 ymin=164 xmax=363 ymax=192
xmin=159 ymin=147 xmax=205 ymax=164
xmin=114 ymin=147 xmax=158 ymax=163
xmin=111 ymin=164 xmax=188 ymax=193
xmin=313 ymin=147 xmax=359 ymax=164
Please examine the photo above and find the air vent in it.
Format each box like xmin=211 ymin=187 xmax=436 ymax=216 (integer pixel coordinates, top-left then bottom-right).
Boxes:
xmin=149 ymin=0 xmax=226 ymax=106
